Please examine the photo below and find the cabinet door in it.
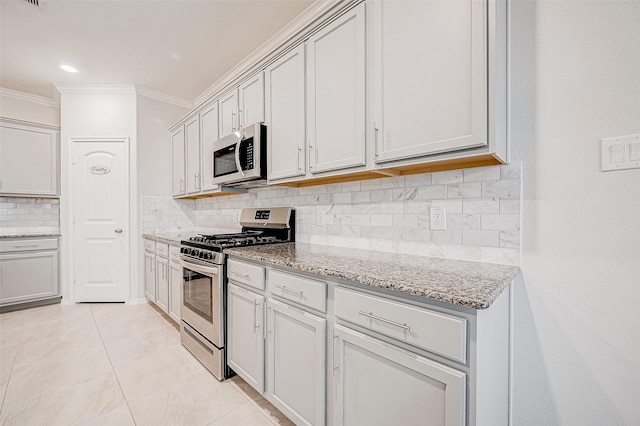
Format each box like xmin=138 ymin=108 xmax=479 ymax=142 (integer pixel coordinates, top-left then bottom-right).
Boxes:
xmin=0 ymin=121 xmax=58 ymax=196
xmin=171 ymin=126 xmax=186 ymax=196
xmin=168 ymin=261 xmax=182 ymax=323
xmin=155 ymin=257 xmax=169 ymax=313
xmin=266 ymin=298 xmax=326 ymax=426
xmin=371 ymin=0 xmax=487 ymax=163
xmin=306 ymin=3 xmax=366 ymax=174
xmin=219 ymin=89 xmax=239 ymax=138
xmin=239 ymin=73 xmax=264 ymax=127
xmin=0 ymin=251 xmax=59 ymax=306
xmin=200 ymin=102 xmax=220 ymax=192
xmin=144 ymin=251 xmax=156 ymax=300
xmin=227 ymin=282 xmax=265 ymax=393
xmin=333 ymin=324 xmax=466 ymax=426
xmin=265 ymin=45 xmax=306 ymax=181
xmin=185 ymin=115 xmax=201 ymax=194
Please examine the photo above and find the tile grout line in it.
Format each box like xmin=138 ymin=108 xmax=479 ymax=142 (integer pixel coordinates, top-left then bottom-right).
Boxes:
xmin=87 ymin=305 xmax=139 ymax=426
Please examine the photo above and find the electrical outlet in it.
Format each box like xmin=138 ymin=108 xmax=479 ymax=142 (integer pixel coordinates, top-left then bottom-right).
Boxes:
xmin=430 ymin=207 xmax=446 ymax=230
xmin=316 ymin=208 xmax=325 ymax=226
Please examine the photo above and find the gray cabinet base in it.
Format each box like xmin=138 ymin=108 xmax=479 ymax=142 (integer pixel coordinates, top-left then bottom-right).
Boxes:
xmin=0 ymin=296 xmax=62 ymax=313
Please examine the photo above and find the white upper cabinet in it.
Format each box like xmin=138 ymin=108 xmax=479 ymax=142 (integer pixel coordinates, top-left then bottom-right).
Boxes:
xmin=239 ymin=73 xmax=265 ymax=127
xmin=171 ymin=126 xmax=186 ymax=197
xmin=218 ymin=89 xmax=239 ymax=138
xmin=306 ymin=3 xmax=366 ymax=174
xmin=371 ymin=0 xmax=487 ymax=164
xmin=200 ymin=102 xmax=220 ymax=192
xmin=0 ymin=119 xmax=58 ymax=196
xmin=219 ymin=74 xmax=265 ymax=139
xmin=265 ymin=45 xmax=306 ymax=182
xmin=185 ymin=115 xmax=201 ymax=195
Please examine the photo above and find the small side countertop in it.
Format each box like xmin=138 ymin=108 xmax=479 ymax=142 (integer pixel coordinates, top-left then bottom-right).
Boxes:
xmin=224 ymin=242 xmax=520 ymax=310
xmin=142 ymin=232 xmax=196 ymax=246
xmin=0 ymin=234 xmax=60 ymax=239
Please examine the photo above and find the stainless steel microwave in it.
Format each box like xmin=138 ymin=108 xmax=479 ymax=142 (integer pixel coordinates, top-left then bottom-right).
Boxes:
xmin=212 ymin=122 xmax=267 ymax=187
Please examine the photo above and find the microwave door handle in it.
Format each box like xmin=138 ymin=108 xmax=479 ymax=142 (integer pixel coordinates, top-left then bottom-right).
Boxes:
xmin=235 ymin=135 xmax=245 ymax=177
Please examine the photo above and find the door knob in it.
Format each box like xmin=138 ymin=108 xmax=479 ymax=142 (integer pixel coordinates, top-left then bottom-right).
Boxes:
xmin=115 ymin=228 xmax=123 ymax=233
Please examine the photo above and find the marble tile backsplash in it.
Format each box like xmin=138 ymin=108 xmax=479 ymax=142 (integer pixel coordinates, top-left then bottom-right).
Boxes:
xmin=140 ymin=164 xmax=521 ymax=265
xmin=0 ymin=197 xmax=60 ymax=236
xmin=194 ymin=163 xmax=522 ymax=265
xmin=140 ymin=196 xmax=196 ymax=234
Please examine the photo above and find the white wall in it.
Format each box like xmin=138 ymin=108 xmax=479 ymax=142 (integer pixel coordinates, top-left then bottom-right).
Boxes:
xmin=135 ymin=95 xmax=190 ymax=299
xmin=510 ymin=1 xmax=640 ymax=424
xmin=58 ymin=89 xmax=137 ymax=303
xmin=136 ymin=95 xmax=189 ymax=197
xmin=0 ymin=91 xmax=60 ymax=126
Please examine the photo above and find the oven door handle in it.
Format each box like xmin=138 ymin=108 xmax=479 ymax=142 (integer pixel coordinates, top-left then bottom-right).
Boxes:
xmin=180 ymin=259 xmax=219 ymax=276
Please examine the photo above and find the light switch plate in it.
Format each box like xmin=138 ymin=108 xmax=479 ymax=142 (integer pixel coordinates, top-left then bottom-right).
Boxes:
xmin=601 ymin=134 xmax=640 ymax=172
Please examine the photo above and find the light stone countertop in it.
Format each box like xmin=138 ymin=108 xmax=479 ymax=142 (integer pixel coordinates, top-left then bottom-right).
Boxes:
xmin=142 ymin=232 xmax=197 ymax=246
xmin=224 ymin=242 xmax=520 ymax=310
xmin=0 ymin=234 xmax=60 ymax=239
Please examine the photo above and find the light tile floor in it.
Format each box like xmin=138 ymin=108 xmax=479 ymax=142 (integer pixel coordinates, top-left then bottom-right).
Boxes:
xmin=0 ymin=302 xmax=294 ymax=426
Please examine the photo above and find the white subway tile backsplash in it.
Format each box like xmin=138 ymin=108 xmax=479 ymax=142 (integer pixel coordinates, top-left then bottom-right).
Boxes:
xmin=501 ymin=162 xmax=522 ymax=179
xmin=0 ymin=197 xmax=60 ymax=236
xmin=463 ymin=229 xmax=500 ymax=247
xmin=431 ymin=229 xmax=463 ymax=245
xmin=481 ymin=214 xmax=520 ymax=231
xmin=448 ymin=214 xmax=481 ymax=229
xmin=431 ymin=169 xmax=464 ymax=184
xmin=447 ymin=182 xmax=482 ymax=199
xmin=482 ymin=179 xmax=521 ymax=199
xmin=417 ymin=185 xmax=447 ymax=200
xmin=142 ymin=164 xmax=520 ymax=265
xmin=463 ymin=166 xmax=501 ymax=182
xmin=463 ymin=198 xmax=500 ymax=214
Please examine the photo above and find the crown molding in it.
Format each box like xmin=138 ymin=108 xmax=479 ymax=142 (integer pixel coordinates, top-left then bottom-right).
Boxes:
xmin=54 ymin=83 xmax=137 ymax=95
xmin=0 ymin=87 xmax=59 ymax=108
xmin=135 ymin=86 xmax=193 ymax=110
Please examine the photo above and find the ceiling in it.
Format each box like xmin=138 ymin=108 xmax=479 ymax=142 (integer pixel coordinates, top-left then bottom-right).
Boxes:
xmin=0 ymin=0 xmax=314 ymax=103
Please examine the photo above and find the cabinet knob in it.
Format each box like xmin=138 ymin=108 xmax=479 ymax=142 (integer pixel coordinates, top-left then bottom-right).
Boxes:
xmin=115 ymin=228 xmax=123 ymax=234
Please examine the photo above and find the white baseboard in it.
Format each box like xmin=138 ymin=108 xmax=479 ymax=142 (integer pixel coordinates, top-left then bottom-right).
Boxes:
xmin=127 ymin=298 xmax=149 ymax=305
xmin=61 ymin=299 xmax=75 ymax=305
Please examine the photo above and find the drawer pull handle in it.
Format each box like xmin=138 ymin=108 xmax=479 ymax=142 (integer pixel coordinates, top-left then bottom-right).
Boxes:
xmin=13 ymin=244 xmax=38 ymax=248
xmin=358 ymin=311 xmax=411 ymax=331
xmin=274 ymin=285 xmax=303 ymax=296
xmin=231 ymin=270 xmax=250 ymax=280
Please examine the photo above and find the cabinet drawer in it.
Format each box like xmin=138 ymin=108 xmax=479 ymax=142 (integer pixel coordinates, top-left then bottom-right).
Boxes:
xmin=268 ymin=270 xmax=326 ymax=313
xmin=228 ymin=259 xmax=265 ymax=290
xmin=156 ymin=243 xmax=169 ymax=257
xmin=334 ymin=287 xmax=467 ymax=363
xmin=169 ymin=245 xmax=181 ymax=263
xmin=143 ymin=239 xmax=156 ymax=252
xmin=0 ymin=238 xmax=58 ymax=253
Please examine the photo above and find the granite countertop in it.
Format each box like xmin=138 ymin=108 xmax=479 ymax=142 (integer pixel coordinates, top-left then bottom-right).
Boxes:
xmin=224 ymin=242 xmax=520 ymax=310
xmin=0 ymin=234 xmax=61 ymax=239
xmin=142 ymin=232 xmax=197 ymax=245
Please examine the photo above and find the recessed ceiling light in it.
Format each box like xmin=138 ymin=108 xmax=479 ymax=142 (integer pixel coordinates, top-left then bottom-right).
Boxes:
xmin=60 ymin=65 xmax=78 ymax=73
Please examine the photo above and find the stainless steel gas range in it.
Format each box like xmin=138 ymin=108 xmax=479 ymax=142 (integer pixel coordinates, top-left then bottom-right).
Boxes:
xmin=179 ymin=207 xmax=295 ymax=380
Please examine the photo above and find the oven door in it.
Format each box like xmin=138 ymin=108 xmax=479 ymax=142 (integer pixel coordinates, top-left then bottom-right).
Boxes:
xmin=180 ymin=258 xmax=224 ymax=348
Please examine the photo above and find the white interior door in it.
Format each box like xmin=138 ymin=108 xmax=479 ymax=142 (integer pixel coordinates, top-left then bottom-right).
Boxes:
xmin=73 ymin=139 xmax=129 ymax=302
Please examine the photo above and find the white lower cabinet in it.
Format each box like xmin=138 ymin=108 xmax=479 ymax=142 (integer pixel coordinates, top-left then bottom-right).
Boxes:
xmin=226 ymin=256 xmax=511 ymax=426
xmin=267 ymin=298 xmax=326 ymax=426
xmin=333 ymin=324 xmax=465 ymax=426
xmin=227 ymin=282 xmax=265 ymax=392
xmin=0 ymin=238 xmax=60 ymax=309
xmin=144 ymin=250 xmax=156 ymax=300
xmin=155 ymin=256 xmax=169 ymax=313
xmin=143 ymin=238 xmax=182 ymax=323
xmin=168 ymin=260 xmax=182 ymax=323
